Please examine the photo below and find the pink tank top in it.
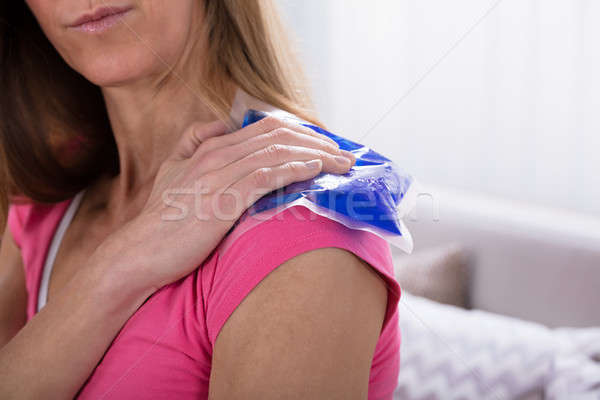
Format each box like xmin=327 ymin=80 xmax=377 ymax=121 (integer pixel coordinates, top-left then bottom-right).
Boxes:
xmin=7 ymin=196 xmax=401 ymax=399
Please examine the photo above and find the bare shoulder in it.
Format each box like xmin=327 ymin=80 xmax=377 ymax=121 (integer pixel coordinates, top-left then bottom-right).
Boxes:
xmin=209 ymin=247 xmax=388 ymax=400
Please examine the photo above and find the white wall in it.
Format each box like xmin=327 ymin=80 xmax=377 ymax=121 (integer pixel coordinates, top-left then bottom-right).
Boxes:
xmin=279 ymin=0 xmax=600 ymax=217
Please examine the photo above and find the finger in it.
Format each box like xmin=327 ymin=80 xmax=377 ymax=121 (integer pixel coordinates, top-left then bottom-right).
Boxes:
xmin=340 ymin=149 xmax=356 ymax=166
xmin=193 ymin=115 xmax=339 ymax=159
xmin=230 ymin=159 xmax=324 ymax=211
xmin=171 ymin=120 xmax=229 ymax=161
xmin=206 ymin=144 xmax=353 ymax=190
xmin=255 ymin=116 xmax=338 ymax=147
xmin=193 ymin=127 xmax=344 ymax=173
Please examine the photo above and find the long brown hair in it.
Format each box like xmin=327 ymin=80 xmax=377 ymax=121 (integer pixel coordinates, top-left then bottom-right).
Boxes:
xmin=0 ymin=0 xmax=317 ymax=227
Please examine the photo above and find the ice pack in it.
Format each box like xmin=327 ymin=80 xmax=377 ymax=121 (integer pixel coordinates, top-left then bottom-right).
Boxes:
xmin=236 ymin=109 xmax=417 ymax=252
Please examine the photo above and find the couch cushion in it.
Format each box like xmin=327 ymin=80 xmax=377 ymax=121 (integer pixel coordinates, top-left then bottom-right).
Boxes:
xmin=395 ymin=293 xmax=600 ymax=400
xmin=394 ymin=244 xmax=471 ymax=308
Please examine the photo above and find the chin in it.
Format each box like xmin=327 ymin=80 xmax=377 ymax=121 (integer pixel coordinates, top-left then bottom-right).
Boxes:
xmin=57 ymin=19 xmax=192 ymax=88
xmin=26 ymin=0 xmax=200 ymax=88
xmin=74 ymin=45 xmax=165 ymax=87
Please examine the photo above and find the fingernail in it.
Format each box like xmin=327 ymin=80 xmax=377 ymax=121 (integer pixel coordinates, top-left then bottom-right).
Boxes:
xmin=329 ymin=145 xmax=341 ymax=154
xmin=341 ymin=150 xmax=355 ymax=160
xmin=306 ymin=159 xmax=322 ymax=169
xmin=335 ymin=155 xmax=350 ymax=165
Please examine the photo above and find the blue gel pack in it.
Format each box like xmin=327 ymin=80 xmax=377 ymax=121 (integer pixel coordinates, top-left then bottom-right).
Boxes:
xmin=237 ymin=109 xmax=417 ymax=252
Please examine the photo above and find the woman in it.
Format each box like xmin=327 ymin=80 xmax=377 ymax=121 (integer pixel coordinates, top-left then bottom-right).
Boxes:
xmin=0 ymin=1 xmax=401 ymax=399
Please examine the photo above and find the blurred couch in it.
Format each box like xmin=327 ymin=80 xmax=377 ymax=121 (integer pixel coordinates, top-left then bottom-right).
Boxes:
xmin=396 ymin=186 xmax=600 ymax=328
xmin=391 ymin=186 xmax=600 ymax=399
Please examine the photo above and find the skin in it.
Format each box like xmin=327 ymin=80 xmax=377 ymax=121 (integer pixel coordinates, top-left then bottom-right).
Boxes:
xmin=0 ymin=232 xmax=26 ymax=348
xmin=0 ymin=1 xmax=388 ymax=399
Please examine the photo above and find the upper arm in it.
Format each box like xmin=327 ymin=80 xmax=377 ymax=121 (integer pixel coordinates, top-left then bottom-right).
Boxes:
xmin=208 ymin=247 xmax=387 ymax=400
xmin=0 ymin=222 xmax=27 ymax=347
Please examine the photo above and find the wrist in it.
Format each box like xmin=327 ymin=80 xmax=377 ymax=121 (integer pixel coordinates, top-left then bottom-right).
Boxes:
xmin=88 ymin=254 xmax=157 ymax=311
xmin=85 ymin=222 xmax=159 ymax=312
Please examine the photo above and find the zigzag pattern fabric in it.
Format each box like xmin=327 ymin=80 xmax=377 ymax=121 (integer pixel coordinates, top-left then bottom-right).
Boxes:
xmin=394 ymin=294 xmax=600 ymax=400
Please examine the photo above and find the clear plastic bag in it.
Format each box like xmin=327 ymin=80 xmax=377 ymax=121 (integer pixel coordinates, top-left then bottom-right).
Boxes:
xmin=235 ymin=109 xmax=418 ymax=253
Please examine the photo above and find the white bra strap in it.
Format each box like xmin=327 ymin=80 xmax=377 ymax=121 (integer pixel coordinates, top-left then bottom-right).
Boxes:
xmin=37 ymin=189 xmax=86 ymax=312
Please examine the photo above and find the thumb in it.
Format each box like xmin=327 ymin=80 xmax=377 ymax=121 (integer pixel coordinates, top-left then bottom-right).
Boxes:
xmin=171 ymin=120 xmax=229 ymax=161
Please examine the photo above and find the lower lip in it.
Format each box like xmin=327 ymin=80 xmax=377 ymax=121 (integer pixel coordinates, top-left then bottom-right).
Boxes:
xmin=71 ymin=9 xmax=132 ymax=33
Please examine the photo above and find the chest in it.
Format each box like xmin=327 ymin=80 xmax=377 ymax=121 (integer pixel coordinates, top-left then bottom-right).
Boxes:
xmin=36 ymin=202 xmax=215 ymax=398
xmin=43 ymin=191 xmax=143 ymax=304
xmin=44 ymin=193 xmax=123 ymax=305
xmin=47 ymin=220 xmax=107 ymax=302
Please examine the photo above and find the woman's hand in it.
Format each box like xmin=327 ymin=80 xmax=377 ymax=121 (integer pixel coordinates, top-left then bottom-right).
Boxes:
xmin=95 ymin=115 xmax=356 ymax=294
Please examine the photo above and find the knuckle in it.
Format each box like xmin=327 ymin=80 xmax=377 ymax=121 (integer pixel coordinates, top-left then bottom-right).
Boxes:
xmin=313 ymin=149 xmax=326 ymax=159
xmin=272 ymin=127 xmax=294 ymax=141
xmin=254 ymin=116 xmax=287 ymax=135
xmin=184 ymin=122 xmax=203 ymax=137
xmin=285 ymin=161 xmax=303 ymax=175
xmin=261 ymin=129 xmax=278 ymax=143
xmin=262 ymin=115 xmax=284 ymax=130
xmin=194 ymin=121 xmax=210 ymax=134
xmin=252 ymin=167 xmax=272 ymax=188
xmin=264 ymin=143 xmax=286 ymax=161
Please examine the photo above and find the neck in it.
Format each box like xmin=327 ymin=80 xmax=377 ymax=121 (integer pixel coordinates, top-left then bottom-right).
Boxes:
xmin=96 ymin=74 xmax=234 ymax=216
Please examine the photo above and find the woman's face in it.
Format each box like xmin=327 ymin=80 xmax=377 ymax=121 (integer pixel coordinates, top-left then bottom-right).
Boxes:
xmin=26 ymin=0 xmax=201 ymax=87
